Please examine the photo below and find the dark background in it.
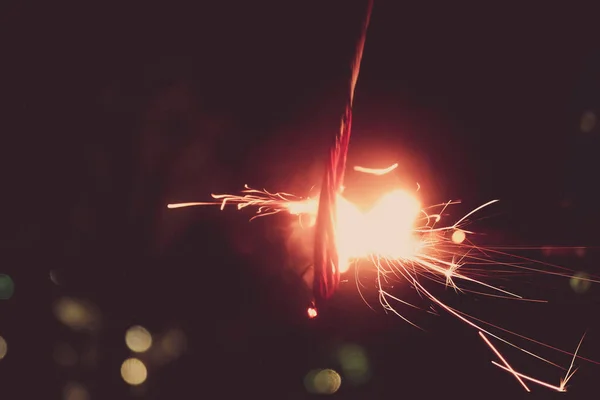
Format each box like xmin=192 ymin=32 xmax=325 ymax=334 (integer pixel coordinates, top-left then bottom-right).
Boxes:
xmin=2 ymin=1 xmax=600 ymax=398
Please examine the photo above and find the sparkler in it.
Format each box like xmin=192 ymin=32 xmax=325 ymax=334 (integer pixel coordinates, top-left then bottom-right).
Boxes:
xmin=168 ymin=175 xmax=600 ymax=391
xmin=312 ymin=0 xmax=374 ymax=307
xmin=167 ymin=0 xmax=599 ymax=392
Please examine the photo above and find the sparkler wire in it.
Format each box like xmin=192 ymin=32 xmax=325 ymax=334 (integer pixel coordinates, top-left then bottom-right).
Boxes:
xmin=312 ymin=0 xmax=374 ymax=307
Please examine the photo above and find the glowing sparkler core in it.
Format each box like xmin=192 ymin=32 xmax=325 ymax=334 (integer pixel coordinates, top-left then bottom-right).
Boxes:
xmin=168 ymin=163 xmax=464 ymax=287
xmin=170 ymin=180 xmax=425 ymax=276
xmin=266 ymin=187 xmax=422 ymax=273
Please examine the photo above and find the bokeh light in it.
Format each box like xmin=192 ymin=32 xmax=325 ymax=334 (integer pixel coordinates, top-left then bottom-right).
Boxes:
xmin=304 ymin=368 xmax=342 ymax=394
xmin=125 ymin=325 xmax=153 ymax=353
xmin=54 ymin=297 xmax=100 ymax=331
xmin=451 ymin=229 xmax=466 ymax=244
xmin=337 ymin=343 xmax=370 ymax=385
xmin=570 ymin=272 xmax=592 ymax=294
xmin=0 ymin=274 xmax=15 ymax=300
xmin=121 ymin=358 xmax=148 ymax=386
xmin=63 ymin=381 xmax=90 ymax=400
xmin=580 ymin=110 xmax=597 ymax=133
xmin=0 ymin=335 xmax=7 ymax=360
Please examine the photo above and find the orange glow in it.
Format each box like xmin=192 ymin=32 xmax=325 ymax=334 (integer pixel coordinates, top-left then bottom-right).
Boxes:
xmin=307 ymin=307 xmax=318 ymax=319
xmin=207 ymin=187 xmax=422 ymax=274
xmin=364 ymin=189 xmax=421 ymax=258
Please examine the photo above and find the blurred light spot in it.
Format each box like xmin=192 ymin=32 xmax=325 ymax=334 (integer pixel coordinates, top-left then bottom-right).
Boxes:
xmin=63 ymin=381 xmax=90 ymax=400
xmin=580 ymin=110 xmax=597 ymax=133
xmin=126 ymin=325 xmax=152 ymax=353
xmin=570 ymin=272 xmax=591 ymax=294
xmin=121 ymin=358 xmax=148 ymax=386
xmin=50 ymin=270 xmax=61 ymax=285
xmin=0 ymin=336 xmax=7 ymax=360
xmin=575 ymin=247 xmax=586 ymax=258
xmin=160 ymin=329 xmax=186 ymax=359
xmin=307 ymin=307 xmax=317 ymax=319
xmin=451 ymin=229 xmax=466 ymax=244
xmin=337 ymin=343 xmax=370 ymax=385
xmin=54 ymin=342 xmax=78 ymax=367
xmin=0 ymin=274 xmax=15 ymax=300
xmin=54 ymin=297 xmax=100 ymax=331
xmin=304 ymin=368 xmax=341 ymax=394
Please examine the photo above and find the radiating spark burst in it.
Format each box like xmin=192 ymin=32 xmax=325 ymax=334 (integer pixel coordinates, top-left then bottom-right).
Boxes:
xmin=168 ymin=164 xmax=600 ymax=391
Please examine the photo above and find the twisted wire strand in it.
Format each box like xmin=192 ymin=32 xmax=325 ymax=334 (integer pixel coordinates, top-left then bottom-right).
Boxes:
xmin=313 ymin=0 xmax=374 ymax=307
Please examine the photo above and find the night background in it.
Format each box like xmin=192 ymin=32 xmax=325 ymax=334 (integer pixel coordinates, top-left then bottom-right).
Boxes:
xmin=2 ymin=1 xmax=600 ymax=398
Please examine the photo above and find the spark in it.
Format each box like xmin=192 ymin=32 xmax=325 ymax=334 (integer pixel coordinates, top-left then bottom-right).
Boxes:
xmin=492 ymin=362 xmax=564 ymax=392
xmin=353 ymin=162 xmax=398 ymax=175
xmin=168 ymin=184 xmax=313 ymax=220
xmin=559 ymin=332 xmax=586 ymax=392
xmin=484 ymin=332 xmax=586 ymax=392
xmin=479 ymin=331 xmax=530 ymax=391
xmin=168 ymin=175 xmax=599 ymax=391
